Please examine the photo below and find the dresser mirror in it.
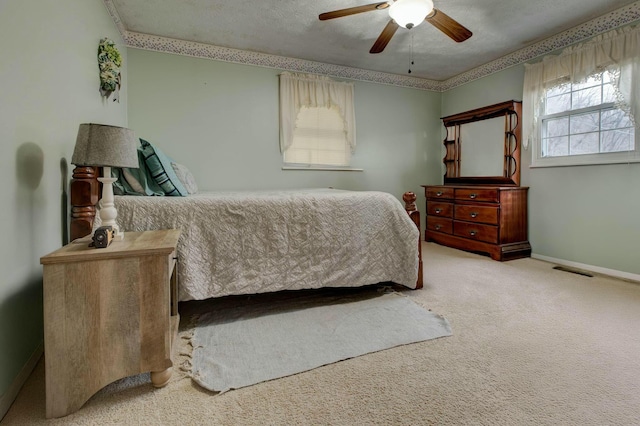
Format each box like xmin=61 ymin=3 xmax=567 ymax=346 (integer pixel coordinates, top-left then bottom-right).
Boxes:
xmin=457 ymin=117 xmax=505 ymax=177
xmin=441 ymin=100 xmax=522 ymax=186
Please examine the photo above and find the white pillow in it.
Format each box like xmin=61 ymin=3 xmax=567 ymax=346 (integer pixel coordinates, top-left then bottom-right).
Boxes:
xmin=171 ymin=162 xmax=198 ymax=194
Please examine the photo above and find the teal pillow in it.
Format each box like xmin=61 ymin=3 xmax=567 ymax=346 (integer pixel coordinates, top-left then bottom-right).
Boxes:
xmin=139 ymin=139 xmax=188 ymax=196
xmin=132 ymin=148 xmax=166 ymax=195
xmin=111 ymin=149 xmax=165 ymax=196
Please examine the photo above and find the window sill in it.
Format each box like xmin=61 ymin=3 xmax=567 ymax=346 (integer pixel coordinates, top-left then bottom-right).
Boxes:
xmin=530 ymin=153 xmax=640 ymax=168
xmin=282 ymin=166 xmax=363 ymax=172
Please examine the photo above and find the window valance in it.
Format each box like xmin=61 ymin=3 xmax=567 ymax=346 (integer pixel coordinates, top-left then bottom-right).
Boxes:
xmin=279 ymin=72 xmax=356 ymax=153
xmin=523 ymin=24 xmax=640 ymax=149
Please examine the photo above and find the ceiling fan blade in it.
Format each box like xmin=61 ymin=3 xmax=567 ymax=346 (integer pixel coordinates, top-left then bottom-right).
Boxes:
xmin=426 ymin=8 xmax=472 ymax=43
xmin=370 ymin=19 xmax=399 ymax=54
xmin=319 ymin=2 xmax=390 ymax=21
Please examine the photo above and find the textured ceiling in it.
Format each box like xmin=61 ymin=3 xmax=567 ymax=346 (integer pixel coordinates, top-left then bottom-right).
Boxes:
xmin=106 ymin=0 xmax=640 ymax=89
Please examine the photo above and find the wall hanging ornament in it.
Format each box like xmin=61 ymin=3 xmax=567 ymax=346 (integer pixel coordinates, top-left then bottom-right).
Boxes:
xmin=97 ymin=38 xmax=122 ymax=102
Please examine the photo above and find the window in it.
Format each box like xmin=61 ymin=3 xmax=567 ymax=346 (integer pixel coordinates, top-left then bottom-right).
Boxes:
xmin=279 ymin=72 xmax=356 ymax=170
xmin=523 ymin=24 xmax=640 ymax=167
xmin=284 ymin=106 xmax=350 ymax=167
xmin=538 ymin=72 xmax=636 ymax=166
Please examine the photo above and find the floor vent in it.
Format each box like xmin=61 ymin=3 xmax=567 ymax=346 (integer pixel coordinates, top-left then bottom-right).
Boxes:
xmin=552 ymin=265 xmax=594 ymax=277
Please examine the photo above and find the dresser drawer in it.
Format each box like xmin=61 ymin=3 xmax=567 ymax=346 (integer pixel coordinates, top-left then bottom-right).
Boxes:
xmin=455 ymin=188 xmax=499 ymax=203
xmin=427 ymin=216 xmax=453 ymax=234
xmin=454 ymin=221 xmax=498 ymax=243
xmin=427 ymin=202 xmax=453 ymax=218
xmin=422 ymin=184 xmax=530 ymax=261
xmin=425 ymin=186 xmax=454 ymax=200
xmin=454 ymin=205 xmax=499 ymax=225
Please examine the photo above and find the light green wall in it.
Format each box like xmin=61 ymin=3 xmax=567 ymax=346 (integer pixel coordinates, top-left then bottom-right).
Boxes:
xmin=441 ymin=67 xmax=527 ymax=117
xmin=127 ymin=49 xmax=442 ymax=203
xmin=442 ymin=65 xmax=640 ymax=275
xmin=0 ymin=0 xmax=127 ymax=406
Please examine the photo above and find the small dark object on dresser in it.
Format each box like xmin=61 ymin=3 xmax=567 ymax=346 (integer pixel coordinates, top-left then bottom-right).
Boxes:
xmin=92 ymin=226 xmax=114 ymax=248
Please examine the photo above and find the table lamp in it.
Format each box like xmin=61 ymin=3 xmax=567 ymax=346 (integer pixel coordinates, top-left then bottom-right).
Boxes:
xmin=71 ymin=123 xmax=138 ymax=240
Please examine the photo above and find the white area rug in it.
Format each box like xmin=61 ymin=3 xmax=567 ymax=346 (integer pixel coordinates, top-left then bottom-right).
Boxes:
xmin=189 ymin=287 xmax=451 ymax=393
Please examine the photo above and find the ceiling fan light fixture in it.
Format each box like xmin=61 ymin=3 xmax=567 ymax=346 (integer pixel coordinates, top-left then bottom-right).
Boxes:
xmin=388 ymin=0 xmax=434 ymax=29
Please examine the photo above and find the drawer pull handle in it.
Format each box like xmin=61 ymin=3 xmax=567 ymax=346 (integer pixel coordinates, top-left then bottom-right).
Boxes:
xmin=435 ymin=208 xmax=442 ymax=214
xmin=469 ymin=231 xmax=477 ymax=237
xmin=435 ymin=224 xmax=442 ymax=230
xmin=470 ymin=212 xmax=478 ymax=218
xmin=436 ymin=191 xmax=443 ymax=196
xmin=469 ymin=193 xmax=477 ymax=199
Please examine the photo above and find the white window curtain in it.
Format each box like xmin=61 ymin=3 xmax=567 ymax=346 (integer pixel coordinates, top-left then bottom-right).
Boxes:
xmin=523 ymin=24 xmax=640 ymax=149
xmin=279 ymin=72 xmax=356 ymax=153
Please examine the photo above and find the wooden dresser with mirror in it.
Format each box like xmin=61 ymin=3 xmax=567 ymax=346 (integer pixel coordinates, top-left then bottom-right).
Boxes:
xmin=422 ymin=100 xmax=531 ymax=261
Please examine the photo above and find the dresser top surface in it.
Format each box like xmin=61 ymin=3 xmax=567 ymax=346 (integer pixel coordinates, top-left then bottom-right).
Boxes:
xmin=422 ymin=185 xmax=529 ymax=190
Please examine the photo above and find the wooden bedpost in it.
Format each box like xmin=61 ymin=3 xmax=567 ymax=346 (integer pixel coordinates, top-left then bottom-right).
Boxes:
xmin=403 ymin=191 xmax=424 ymax=289
xmin=70 ymin=165 xmax=100 ymax=241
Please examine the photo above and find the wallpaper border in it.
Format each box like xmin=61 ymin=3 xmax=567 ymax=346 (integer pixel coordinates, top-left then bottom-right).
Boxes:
xmin=103 ymin=0 xmax=640 ymax=92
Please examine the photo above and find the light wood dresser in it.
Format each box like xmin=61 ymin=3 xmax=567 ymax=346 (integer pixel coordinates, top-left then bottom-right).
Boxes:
xmin=422 ymin=185 xmax=531 ymax=261
xmin=40 ymin=229 xmax=180 ymax=418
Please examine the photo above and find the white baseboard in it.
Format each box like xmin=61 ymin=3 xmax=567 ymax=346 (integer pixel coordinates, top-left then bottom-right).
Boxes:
xmin=0 ymin=342 xmax=43 ymax=421
xmin=532 ymin=253 xmax=640 ymax=283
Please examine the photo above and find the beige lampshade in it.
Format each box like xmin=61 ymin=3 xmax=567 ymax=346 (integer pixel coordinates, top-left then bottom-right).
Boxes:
xmin=71 ymin=123 xmax=138 ymax=168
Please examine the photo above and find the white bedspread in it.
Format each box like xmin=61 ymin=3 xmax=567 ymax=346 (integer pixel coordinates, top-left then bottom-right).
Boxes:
xmin=111 ymin=189 xmax=419 ymax=301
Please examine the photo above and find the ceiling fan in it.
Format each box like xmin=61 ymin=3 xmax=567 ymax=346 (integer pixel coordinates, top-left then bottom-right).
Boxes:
xmin=319 ymin=0 xmax=472 ymax=54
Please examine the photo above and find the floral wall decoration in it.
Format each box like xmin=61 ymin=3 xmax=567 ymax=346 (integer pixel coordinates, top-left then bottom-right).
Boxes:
xmin=98 ymin=37 xmax=122 ymax=102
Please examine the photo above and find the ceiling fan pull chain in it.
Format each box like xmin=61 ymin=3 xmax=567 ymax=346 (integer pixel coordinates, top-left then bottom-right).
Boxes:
xmin=408 ymin=33 xmax=415 ymax=74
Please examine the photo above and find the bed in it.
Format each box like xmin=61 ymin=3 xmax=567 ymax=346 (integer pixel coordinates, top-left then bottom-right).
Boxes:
xmin=69 ymin=167 xmax=423 ymax=301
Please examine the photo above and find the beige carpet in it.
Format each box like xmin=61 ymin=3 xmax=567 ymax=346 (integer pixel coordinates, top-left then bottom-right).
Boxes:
xmin=3 ymin=242 xmax=640 ymax=425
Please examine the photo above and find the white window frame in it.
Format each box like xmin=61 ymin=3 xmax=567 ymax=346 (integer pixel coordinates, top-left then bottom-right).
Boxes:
xmin=533 ymin=74 xmax=640 ymax=168
xmin=523 ymin=24 xmax=640 ymax=168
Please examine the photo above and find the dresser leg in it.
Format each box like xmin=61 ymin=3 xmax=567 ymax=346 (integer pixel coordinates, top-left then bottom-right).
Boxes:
xmin=150 ymin=368 xmax=172 ymax=388
xmin=490 ymin=252 xmax=502 ymax=261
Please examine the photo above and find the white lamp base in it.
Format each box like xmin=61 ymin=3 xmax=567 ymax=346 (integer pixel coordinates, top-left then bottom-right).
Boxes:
xmin=97 ymin=166 xmax=124 ymax=241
